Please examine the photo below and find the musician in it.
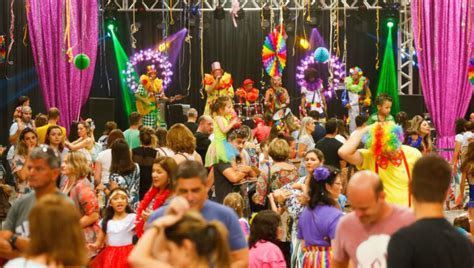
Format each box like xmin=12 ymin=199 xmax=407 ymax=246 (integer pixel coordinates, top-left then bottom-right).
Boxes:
xmin=203 ymin=62 xmax=234 ymax=115
xmin=299 ymin=67 xmax=326 ymax=118
xmin=264 ymin=75 xmax=289 ymax=117
xmin=344 ymin=66 xmax=371 ymax=132
xmin=135 ymin=65 xmax=167 ymax=128
xmin=235 ymin=79 xmax=259 ymax=105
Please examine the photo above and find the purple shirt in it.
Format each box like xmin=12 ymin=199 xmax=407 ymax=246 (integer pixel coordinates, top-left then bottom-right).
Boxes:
xmin=297 ymin=205 xmax=343 ymax=247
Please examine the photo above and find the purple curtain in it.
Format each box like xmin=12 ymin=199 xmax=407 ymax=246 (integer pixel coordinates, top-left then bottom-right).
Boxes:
xmin=27 ymin=0 xmax=98 ymax=132
xmin=412 ymin=0 xmax=474 ymax=158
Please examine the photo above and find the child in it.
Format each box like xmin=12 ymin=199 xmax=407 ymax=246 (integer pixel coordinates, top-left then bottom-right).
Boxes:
xmin=460 ymin=142 xmax=474 ymax=233
xmin=89 ymin=188 xmax=136 ymax=268
xmin=249 ymin=210 xmax=287 ymax=268
xmin=223 ymin=193 xmax=250 ymax=237
xmin=366 ymin=93 xmax=394 ymax=125
xmin=205 ymin=96 xmax=240 ymax=168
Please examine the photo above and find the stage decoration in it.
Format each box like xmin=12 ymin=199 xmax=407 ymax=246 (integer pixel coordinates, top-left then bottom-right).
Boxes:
xmin=0 ymin=35 xmax=6 ymax=64
xmin=73 ymin=53 xmax=91 ymax=70
xmin=7 ymin=0 xmax=15 ymax=63
xmin=314 ymin=47 xmax=329 ymax=63
xmin=124 ymin=49 xmax=173 ymax=93
xmin=469 ymin=57 xmax=474 ymax=85
xmin=262 ymin=27 xmax=287 ymax=77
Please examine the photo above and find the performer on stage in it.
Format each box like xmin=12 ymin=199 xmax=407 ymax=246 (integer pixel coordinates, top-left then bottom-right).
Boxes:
xmin=344 ymin=66 xmax=371 ymax=132
xmin=299 ymin=67 xmax=326 ymax=119
xmin=264 ymin=75 xmax=289 ymax=117
xmin=235 ymin=79 xmax=259 ymax=105
xmin=203 ymin=62 xmax=234 ymax=115
xmin=135 ymin=65 xmax=168 ymax=128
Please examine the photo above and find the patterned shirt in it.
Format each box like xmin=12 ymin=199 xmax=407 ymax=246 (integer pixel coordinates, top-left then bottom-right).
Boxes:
xmin=110 ymin=163 xmax=141 ymax=211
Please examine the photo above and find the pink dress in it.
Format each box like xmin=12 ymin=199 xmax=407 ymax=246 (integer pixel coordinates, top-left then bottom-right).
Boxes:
xmin=249 ymin=241 xmax=287 ymax=268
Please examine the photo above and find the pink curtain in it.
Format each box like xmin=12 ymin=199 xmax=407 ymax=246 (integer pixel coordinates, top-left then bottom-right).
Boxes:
xmin=27 ymin=0 xmax=98 ymax=132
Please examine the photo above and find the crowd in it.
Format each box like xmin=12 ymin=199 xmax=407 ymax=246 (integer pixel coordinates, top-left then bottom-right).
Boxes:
xmin=0 ymin=95 xmax=473 ymax=268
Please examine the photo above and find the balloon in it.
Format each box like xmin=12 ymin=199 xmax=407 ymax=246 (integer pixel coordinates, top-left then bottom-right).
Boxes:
xmin=74 ymin=53 xmax=90 ymax=70
xmin=314 ymin=47 xmax=330 ymax=63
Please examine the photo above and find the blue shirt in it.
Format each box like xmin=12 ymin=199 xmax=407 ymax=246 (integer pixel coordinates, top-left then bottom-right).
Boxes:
xmin=148 ymin=199 xmax=248 ymax=251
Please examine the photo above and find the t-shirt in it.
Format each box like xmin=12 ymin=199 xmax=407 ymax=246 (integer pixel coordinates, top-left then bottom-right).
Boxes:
xmin=357 ymin=145 xmax=422 ymax=206
xmin=3 ymin=192 xmax=36 ymax=237
xmin=332 ymin=205 xmax=415 ymax=267
xmin=301 ymin=86 xmax=324 ymax=114
xmin=35 ymin=123 xmax=67 ymax=144
xmin=96 ymin=149 xmax=112 ymax=184
xmin=101 ymin=213 xmax=136 ymax=247
xmin=315 ymin=137 xmax=343 ymax=168
xmin=132 ymin=147 xmax=157 ymax=199
xmin=214 ymin=162 xmax=235 ymax=204
xmin=387 ymin=218 xmax=474 ymax=268
xmin=5 ymin=258 xmax=48 ymax=268
xmin=366 ymin=113 xmax=395 ymax=125
xmin=148 ymin=199 xmax=247 ymax=251
xmin=298 ymin=135 xmax=315 ymax=152
xmin=123 ymin=129 xmax=140 ymax=150
xmin=252 ymin=124 xmax=271 ymax=143
xmin=195 ymin=132 xmax=211 ymax=162
xmin=312 ymin=123 xmax=326 ymax=144
xmin=297 ymin=205 xmax=343 ymax=247
xmin=249 ymin=241 xmax=287 ymax=268
xmin=184 ymin=122 xmax=198 ymax=134
xmin=9 ymin=121 xmax=33 ymax=137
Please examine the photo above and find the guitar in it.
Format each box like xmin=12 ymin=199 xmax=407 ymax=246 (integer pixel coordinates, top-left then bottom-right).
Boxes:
xmin=136 ymin=94 xmax=185 ymax=116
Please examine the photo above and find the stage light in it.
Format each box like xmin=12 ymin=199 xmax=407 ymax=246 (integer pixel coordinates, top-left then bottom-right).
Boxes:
xmin=387 ymin=19 xmax=395 ymax=28
xmin=214 ymin=4 xmax=225 ymax=20
xmin=158 ymin=42 xmax=170 ymax=52
xmin=105 ymin=17 xmax=117 ymax=33
xmin=299 ymin=38 xmax=309 ymax=50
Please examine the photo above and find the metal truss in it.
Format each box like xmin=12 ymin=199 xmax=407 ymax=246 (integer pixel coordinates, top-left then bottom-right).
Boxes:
xmin=397 ymin=1 xmax=417 ymax=95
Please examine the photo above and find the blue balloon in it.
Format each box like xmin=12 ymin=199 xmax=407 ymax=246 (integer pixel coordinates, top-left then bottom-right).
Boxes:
xmin=314 ymin=47 xmax=330 ymax=63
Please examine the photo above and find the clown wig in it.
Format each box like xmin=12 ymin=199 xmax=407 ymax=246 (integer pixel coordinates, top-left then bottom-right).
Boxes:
xmin=364 ymin=122 xmax=404 ymax=156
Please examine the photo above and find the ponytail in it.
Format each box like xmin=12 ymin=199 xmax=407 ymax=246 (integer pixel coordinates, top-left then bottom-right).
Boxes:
xmin=206 ymin=221 xmax=231 ymax=268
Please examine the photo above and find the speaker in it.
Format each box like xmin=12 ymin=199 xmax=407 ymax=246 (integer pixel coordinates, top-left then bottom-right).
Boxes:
xmin=399 ymin=95 xmax=427 ymax=118
xmin=84 ymin=97 xmax=116 ymax=139
xmin=167 ymin=104 xmax=190 ymax=127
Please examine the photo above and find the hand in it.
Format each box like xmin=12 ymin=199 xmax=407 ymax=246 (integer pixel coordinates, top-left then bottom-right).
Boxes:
xmin=345 ymin=104 xmax=351 ymax=109
xmin=0 ymin=237 xmax=12 ymax=252
xmin=230 ymin=117 xmax=240 ymax=126
xmin=96 ymin=183 xmax=106 ymax=192
xmin=142 ymin=209 xmax=152 ymax=222
xmin=87 ymin=242 xmax=101 ymax=252
xmin=165 ymin=196 xmax=190 ymax=217
xmin=272 ymin=189 xmax=292 ymax=204
xmin=296 ymin=193 xmax=310 ymax=205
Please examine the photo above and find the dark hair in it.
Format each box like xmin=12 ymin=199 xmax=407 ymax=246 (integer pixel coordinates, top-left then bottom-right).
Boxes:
xmin=395 ymin=111 xmax=409 ymax=131
xmin=103 ymin=121 xmax=118 ymax=135
xmin=305 ymin=149 xmax=325 ymax=163
xmin=107 ymin=129 xmax=125 ymax=149
xmin=304 ymin=67 xmax=318 ymax=81
xmin=45 ymin=125 xmax=65 ymax=152
xmin=17 ymin=96 xmax=30 ymax=106
xmin=336 ymin=119 xmax=348 ymax=138
xmin=461 ymin=142 xmax=474 ymax=177
xmin=325 ymin=118 xmax=338 ymax=134
xmin=102 ymin=187 xmax=134 ymax=233
xmin=227 ymin=128 xmax=247 ymax=142
xmin=155 ymin=127 xmax=168 ymax=147
xmin=139 ymin=126 xmax=155 ymax=146
xmin=17 ymin=128 xmax=38 ymax=157
xmin=375 ymin=93 xmax=392 ymax=106
xmin=464 ymin=121 xmax=473 ymax=132
xmin=34 ymin=113 xmax=48 ymax=128
xmin=110 ymin=139 xmax=136 ymax=175
xmin=283 ymin=135 xmax=295 ymax=145
xmin=248 ymin=210 xmax=281 ymax=248
xmin=453 ymin=216 xmax=470 ymax=233
xmin=47 ymin=107 xmax=61 ymax=120
xmin=153 ymin=157 xmax=178 ymax=187
xmin=455 ymin=118 xmax=467 ymax=134
xmin=411 ymin=153 xmax=451 ymax=203
xmin=308 ymin=165 xmax=340 ymax=209
xmin=355 ymin=115 xmax=368 ymax=128
xmin=173 ymin=160 xmax=208 ymax=187
xmin=129 ymin=112 xmax=142 ymax=126
xmin=210 ymin=96 xmax=231 ymax=114
xmin=308 ymin=110 xmax=321 ymax=121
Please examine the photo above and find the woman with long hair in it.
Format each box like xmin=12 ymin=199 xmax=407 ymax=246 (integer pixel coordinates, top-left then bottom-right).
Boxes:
xmin=129 ymin=210 xmax=231 ymax=268
xmin=167 ymin=123 xmax=202 ymax=165
xmin=65 ymin=120 xmax=95 ymax=161
xmin=297 ymin=117 xmax=316 ymax=158
xmin=297 ymin=166 xmax=343 ymax=267
xmin=406 ymin=115 xmax=432 ymax=154
xmin=11 ymin=128 xmax=38 ymax=196
xmin=450 ymin=118 xmax=468 ymax=208
xmin=45 ymin=125 xmax=69 ymax=187
xmin=5 ymin=195 xmax=88 ymax=267
xmin=155 ymin=127 xmax=175 ymax=157
xmin=460 ymin=142 xmax=474 ymax=234
xmin=132 ymin=126 xmax=158 ymax=200
xmin=109 ymin=139 xmax=140 ymax=210
xmin=94 ymin=129 xmax=125 ymax=188
xmin=135 ymin=157 xmax=177 ymax=238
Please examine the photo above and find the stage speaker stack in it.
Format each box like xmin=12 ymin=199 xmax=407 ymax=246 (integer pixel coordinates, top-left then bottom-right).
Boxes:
xmin=167 ymin=104 xmax=190 ymax=127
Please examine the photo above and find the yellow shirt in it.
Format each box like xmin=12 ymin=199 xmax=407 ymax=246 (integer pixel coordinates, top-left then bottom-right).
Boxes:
xmin=357 ymin=145 xmax=422 ymax=206
xmin=36 ymin=123 xmax=67 ymax=144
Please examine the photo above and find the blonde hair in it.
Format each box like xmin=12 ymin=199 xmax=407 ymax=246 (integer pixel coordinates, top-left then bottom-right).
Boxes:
xmin=167 ymin=124 xmax=196 ymax=154
xmin=268 ymin=138 xmax=290 ymax=162
xmin=65 ymin=151 xmax=91 ymax=178
xmin=298 ymin=117 xmax=314 ymax=139
xmin=223 ymin=193 xmax=245 ymax=218
xmin=27 ymin=194 xmax=88 ymax=266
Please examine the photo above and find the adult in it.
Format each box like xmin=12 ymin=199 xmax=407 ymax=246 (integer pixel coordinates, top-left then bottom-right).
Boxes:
xmin=235 ymin=79 xmax=259 ymax=106
xmin=405 ymin=115 xmax=432 ymax=154
xmin=194 ymin=115 xmax=213 ymax=162
xmin=315 ymin=119 xmax=345 ymax=169
xmin=9 ymin=106 xmax=33 ymax=145
xmin=132 ymin=126 xmax=158 ymax=200
xmin=155 ymin=127 xmax=175 ymax=157
xmin=35 ymin=107 xmax=67 ymax=144
xmin=332 ymin=171 xmax=415 ymax=268
xmin=203 ymin=61 xmax=234 ymax=115
xmin=44 ymin=125 xmax=69 ymax=187
xmin=296 ymin=117 xmax=316 ymax=159
xmin=344 ymin=67 xmax=371 ymax=132
xmin=11 ymin=128 xmax=38 ymax=196
xmin=338 ymin=122 xmax=421 ymax=206
xmin=97 ymin=121 xmax=118 ymax=151
xmin=264 ymin=76 xmax=290 ymax=117
xmin=65 ymin=121 xmax=95 ymax=162
xmin=387 ymin=154 xmax=474 ymax=267
xmin=135 ymin=65 xmax=167 ymax=128
xmin=470 ymin=112 xmax=474 ymax=123
xmin=167 ymin=123 xmax=202 ymax=165
xmin=300 ymin=68 xmax=326 ymax=118
xmin=451 ymin=118 xmax=469 ymax=207
xmin=0 ymin=146 xmax=61 ymax=259
xmin=308 ymin=110 xmax=326 ymax=144
xmin=123 ymin=112 xmax=142 ymax=150
xmin=94 ymin=129 xmax=124 ymax=188
xmin=184 ymin=108 xmax=199 ymax=134
xmin=147 ymin=161 xmax=248 ymax=268
xmin=5 ymin=195 xmax=88 ymax=268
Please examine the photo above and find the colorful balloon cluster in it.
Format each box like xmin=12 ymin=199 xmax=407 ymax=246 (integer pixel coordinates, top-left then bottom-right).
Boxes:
xmin=469 ymin=57 xmax=474 ymax=85
xmin=262 ymin=28 xmax=287 ymax=77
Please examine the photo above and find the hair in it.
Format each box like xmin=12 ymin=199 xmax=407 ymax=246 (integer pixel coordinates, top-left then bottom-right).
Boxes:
xmin=455 ymin=118 xmax=467 ymax=134
xmin=336 ymin=119 xmax=348 ymax=138
xmin=395 ymin=111 xmax=409 ymax=131
xmin=197 ymin=115 xmax=213 ymax=125
xmin=285 ymin=115 xmax=300 ymax=134
xmin=155 ymin=127 xmax=168 ymax=147
xmin=410 ymin=116 xmax=432 ymax=152
xmin=47 ymin=107 xmax=61 ymax=120
xmin=17 ymin=96 xmax=30 ymax=106
xmin=29 ymin=145 xmax=62 ymax=169
xmin=461 ymin=142 xmax=474 ymax=177
xmin=283 ymin=135 xmax=296 ymax=146
xmin=239 ymin=125 xmax=252 ymax=141
xmin=308 ymin=110 xmax=321 ymax=121
xmin=305 ymin=149 xmax=325 ymax=164
xmin=268 ymin=138 xmax=290 ymax=162
xmin=325 ymin=118 xmax=338 ymax=134
xmin=107 ymin=129 xmax=125 ymax=149
xmin=34 ymin=113 xmax=48 ymax=128
xmin=103 ymin=121 xmax=118 ymax=135
xmin=308 ymin=165 xmax=340 ymax=209
xmin=110 ymin=139 xmax=136 ymax=175
xmin=248 ymin=210 xmax=281 ymax=249
xmin=21 ymin=105 xmax=32 ymax=114
xmin=16 ymin=128 xmax=38 ymax=157
xmin=210 ymin=96 xmax=231 ymax=115
xmin=375 ymin=93 xmax=392 ymax=106
xmin=102 ymin=187 xmax=134 ymax=233
xmin=227 ymin=128 xmax=248 ymax=142
xmin=173 ymin=160 xmax=208 ymax=187
xmin=129 ymin=112 xmax=142 ymax=126
xmin=44 ymin=125 xmax=65 ymax=152
xmin=77 ymin=121 xmax=92 ymax=137
xmin=167 ymin=124 xmax=196 ymax=154
xmin=355 ymin=115 xmax=368 ymax=128
xmin=139 ymin=126 xmax=156 ymax=146
xmin=298 ymin=117 xmax=314 ymax=139
xmin=464 ymin=121 xmax=473 ymax=132
xmin=187 ymin=108 xmax=198 ymax=118
xmin=153 ymin=156 xmax=178 ymax=188
xmin=411 ymin=153 xmax=451 ymax=203
xmin=453 ymin=215 xmax=470 ymax=233
xmin=27 ymin=194 xmax=88 ymax=266
xmin=304 ymin=67 xmax=318 ymax=81
xmin=65 ymin=151 xmax=91 ymax=178
xmin=223 ymin=193 xmax=245 ymax=218
xmin=164 ymin=212 xmax=231 ymax=268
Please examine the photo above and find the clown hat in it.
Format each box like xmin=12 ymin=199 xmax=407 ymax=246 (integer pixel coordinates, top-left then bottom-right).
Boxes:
xmin=243 ymin=79 xmax=254 ymax=86
xmin=211 ymin=61 xmax=223 ymax=72
xmin=146 ymin=65 xmax=157 ymax=75
xmin=349 ymin=66 xmax=363 ymax=76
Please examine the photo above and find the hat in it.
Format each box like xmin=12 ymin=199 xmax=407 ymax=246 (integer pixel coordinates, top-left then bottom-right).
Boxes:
xmin=349 ymin=66 xmax=363 ymax=76
xmin=243 ymin=79 xmax=254 ymax=86
xmin=146 ymin=65 xmax=157 ymax=75
xmin=211 ymin=61 xmax=222 ymax=72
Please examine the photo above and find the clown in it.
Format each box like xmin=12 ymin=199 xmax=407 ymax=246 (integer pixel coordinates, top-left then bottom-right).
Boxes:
xmin=135 ymin=65 xmax=167 ymax=128
xmin=203 ymin=62 xmax=234 ymax=115
xmin=344 ymin=67 xmax=372 ymax=132
xmin=338 ymin=121 xmax=422 ymax=206
xmin=299 ymin=67 xmax=326 ymax=118
xmin=235 ymin=79 xmax=259 ymax=105
xmin=264 ymin=75 xmax=289 ymax=118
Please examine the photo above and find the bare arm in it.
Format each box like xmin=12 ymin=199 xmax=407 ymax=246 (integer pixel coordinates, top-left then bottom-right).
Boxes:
xmin=332 ymin=259 xmax=349 ymax=268
xmin=94 ymin=160 xmax=102 ymax=186
xmin=216 ymin=116 xmax=237 ymax=134
xmin=80 ymin=212 xmax=100 ymax=228
xmin=66 ymin=137 xmax=93 ymax=151
xmin=338 ymin=126 xmax=370 ymax=166
xmin=230 ymin=248 xmax=249 ymax=268
xmin=128 ymin=228 xmax=173 ymax=268
xmin=451 ymin=141 xmax=461 ymax=166
xmin=222 ymin=167 xmax=246 ymax=183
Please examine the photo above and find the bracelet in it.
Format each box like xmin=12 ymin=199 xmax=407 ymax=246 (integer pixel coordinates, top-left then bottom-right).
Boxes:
xmin=9 ymin=234 xmax=18 ymax=250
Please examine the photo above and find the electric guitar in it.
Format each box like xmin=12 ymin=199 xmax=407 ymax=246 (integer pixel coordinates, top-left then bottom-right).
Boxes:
xmin=136 ymin=94 xmax=185 ymax=116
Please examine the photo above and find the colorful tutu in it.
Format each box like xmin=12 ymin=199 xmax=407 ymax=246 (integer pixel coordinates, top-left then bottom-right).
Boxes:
xmin=205 ymin=139 xmax=238 ymax=167
xmin=90 ymin=244 xmax=134 ymax=268
xmin=302 ymin=245 xmax=332 ymax=268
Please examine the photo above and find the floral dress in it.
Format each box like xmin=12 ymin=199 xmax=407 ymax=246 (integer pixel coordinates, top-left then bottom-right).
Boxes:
xmin=109 ymin=163 xmax=141 ymax=211
xmin=255 ymin=164 xmax=299 ymax=206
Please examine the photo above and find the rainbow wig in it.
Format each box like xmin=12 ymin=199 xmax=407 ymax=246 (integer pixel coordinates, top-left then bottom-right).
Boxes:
xmin=364 ymin=122 xmax=404 ymax=156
